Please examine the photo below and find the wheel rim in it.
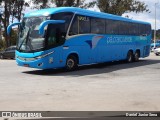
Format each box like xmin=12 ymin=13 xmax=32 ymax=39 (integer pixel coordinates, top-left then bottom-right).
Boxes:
xmin=0 ymin=55 xmax=3 ymax=59
xmin=135 ymin=52 xmax=139 ymax=61
xmin=127 ymin=52 xmax=133 ymax=62
xmin=67 ymin=58 xmax=75 ymax=69
xmin=128 ymin=55 xmax=132 ymax=62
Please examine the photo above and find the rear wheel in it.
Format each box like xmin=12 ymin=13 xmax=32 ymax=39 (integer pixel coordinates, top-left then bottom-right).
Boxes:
xmin=66 ymin=55 xmax=78 ymax=71
xmin=134 ymin=51 xmax=140 ymax=62
xmin=127 ymin=51 xmax=133 ymax=63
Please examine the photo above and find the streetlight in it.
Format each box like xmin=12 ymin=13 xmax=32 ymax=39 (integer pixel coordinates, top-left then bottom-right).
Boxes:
xmin=154 ymin=1 xmax=159 ymax=48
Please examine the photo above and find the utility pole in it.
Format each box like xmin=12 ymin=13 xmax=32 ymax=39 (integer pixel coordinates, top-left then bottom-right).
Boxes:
xmin=154 ymin=2 xmax=159 ymax=48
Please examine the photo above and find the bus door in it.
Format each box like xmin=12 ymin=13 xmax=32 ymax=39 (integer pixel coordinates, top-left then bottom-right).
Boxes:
xmin=46 ymin=24 xmax=65 ymax=66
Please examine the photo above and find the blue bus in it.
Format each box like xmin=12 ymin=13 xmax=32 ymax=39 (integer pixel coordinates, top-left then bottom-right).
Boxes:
xmin=7 ymin=7 xmax=151 ymax=70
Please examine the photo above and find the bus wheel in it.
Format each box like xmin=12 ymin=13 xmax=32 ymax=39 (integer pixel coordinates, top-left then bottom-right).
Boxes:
xmin=127 ymin=51 xmax=133 ymax=63
xmin=66 ymin=55 xmax=78 ymax=71
xmin=0 ymin=54 xmax=3 ymax=59
xmin=134 ymin=51 xmax=140 ymax=62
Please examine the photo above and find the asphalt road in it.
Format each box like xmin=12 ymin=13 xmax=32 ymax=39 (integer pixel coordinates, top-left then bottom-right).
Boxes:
xmin=0 ymin=53 xmax=160 ymax=111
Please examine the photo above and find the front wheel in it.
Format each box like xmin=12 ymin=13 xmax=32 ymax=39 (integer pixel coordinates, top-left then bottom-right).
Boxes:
xmin=66 ymin=55 xmax=78 ymax=71
xmin=126 ymin=51 xmax=133 ymax=63
xmin=0 ymin=54 xmax=3 ymax=59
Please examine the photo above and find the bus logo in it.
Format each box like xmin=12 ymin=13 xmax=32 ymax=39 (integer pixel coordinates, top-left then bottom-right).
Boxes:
xmin=86 ymin=36 xmax=104 ymax=49
xmin=2 ymin=112 xmax=11 ymax=117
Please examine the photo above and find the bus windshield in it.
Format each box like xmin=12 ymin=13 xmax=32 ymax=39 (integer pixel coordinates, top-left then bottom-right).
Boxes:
xmin=17 ymin=12 xmax=73 ymax=52
xmin=18 ymin=16 xmax=50 ymax=52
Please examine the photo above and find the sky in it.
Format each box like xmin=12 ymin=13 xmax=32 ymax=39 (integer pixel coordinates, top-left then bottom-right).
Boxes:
xmin=25 ymin=0 xmax=160 ymax=30
xmin=123 ymin=0 xmax=160 ymax=30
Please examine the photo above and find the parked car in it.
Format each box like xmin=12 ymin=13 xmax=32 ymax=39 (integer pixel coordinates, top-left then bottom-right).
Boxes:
xmin=154 ymin=47 xmax=160 ymax=56
xmin=150 ymin=40 xmax=160 ymax=51
xmin=151 ymin=47 xmax=156 ymax=52
xmin=0 ymin=46 xmax=16 ymax=59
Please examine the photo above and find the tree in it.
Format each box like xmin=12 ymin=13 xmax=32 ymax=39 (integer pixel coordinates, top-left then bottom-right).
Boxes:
xmin=32 ymin=0 xmax=96 ymax=9
xmin=32 ymin=0 xmax=49 ymax=9
xmin=96 ymin=0 xmax=149 ymax=16
xmin=10 ymin=0 xmax=30 ymax=22
xmin=0 ymin=0 xmax=29 ymax=47
xmin=10 ymin=29 xmax=18 ymax=46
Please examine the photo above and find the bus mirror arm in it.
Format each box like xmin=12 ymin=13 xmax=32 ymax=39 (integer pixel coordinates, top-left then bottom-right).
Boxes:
xmin=39 ymin=20 xmax=65 ymax=35
xmin=7 ymin=22 xmax=21 ymax=35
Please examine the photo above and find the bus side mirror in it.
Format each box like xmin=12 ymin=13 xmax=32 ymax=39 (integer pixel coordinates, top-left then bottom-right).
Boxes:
xmin=39 ymin=20 xmax=65 ymax=35
xmin=7 ymin=22 xmax=21 ymax=35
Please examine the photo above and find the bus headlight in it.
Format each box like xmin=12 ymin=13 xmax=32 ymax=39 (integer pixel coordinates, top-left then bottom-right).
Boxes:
xmin=36 ymin=51 xmax=54 ymax=59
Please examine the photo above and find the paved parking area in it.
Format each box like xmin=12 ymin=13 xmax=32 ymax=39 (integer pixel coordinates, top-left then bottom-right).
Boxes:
xmin=0 ymin=53 xmax=160 ymax=111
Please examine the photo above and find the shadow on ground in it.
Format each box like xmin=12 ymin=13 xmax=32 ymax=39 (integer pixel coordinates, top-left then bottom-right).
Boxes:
xmin=22 ymin=59 xmax=160 ymax=77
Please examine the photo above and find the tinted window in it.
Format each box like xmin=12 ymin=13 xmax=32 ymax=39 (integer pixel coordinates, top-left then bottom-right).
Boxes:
xmin=106 ymin=20 xmax=120 ymax=34
xmin=119 ymin=21 xmax=126 ymax=35
xmin=6 ymin=48 xmax=10 ymax=51
xmin=91 ymin=18 xmax=105 ymax=34
xmin=106 ymin=19 xmax=150 ymax=36
xmin=146 ymin=25 xmax=151 ymax=35
xmin=133 ymin=23 xmax=139 ymax=35
xmin=69 ymin=15 xmax=90 ymax=35
xmin=51 ymin=12 xmax=74 ymax=34
xmin=139 ymin=24 xmax=146 ymax=35
xmin=11 ymin=47 xmax=16 ymax=50
xmin=47 ymin=12 xmax=73 ymax=48
xmin=106 ymin=20 xmax=112 ymax=34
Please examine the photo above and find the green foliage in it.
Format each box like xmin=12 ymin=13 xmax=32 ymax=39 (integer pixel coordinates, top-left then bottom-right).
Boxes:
xmin=32 ymin=0 xmax=96 ymax=9
xmin=10 ymin=29 xmax=18 ymax=46
xmin=0 ymin=39 xmax=6 ymax=50
xmin=10 ymin=0 xmax=30 ymax=22
xmin=0 ymin=0 xmax=29 ymax=47
xmin=97 ymin=0 xmax=149 ymax=16
xmin=32 ymin=0 xmax=48 ymax=9
xmin=0 ymin=29 xmax=17 ymax=50
xmin=31 ymin=0 xmax=149 ymax=16
xmin=156 ymin=32 xmax=160 ymax=40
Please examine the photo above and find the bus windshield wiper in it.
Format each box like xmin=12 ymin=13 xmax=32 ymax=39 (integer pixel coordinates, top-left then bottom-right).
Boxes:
xmin=18 ymin=28 xmax=30 ymax=51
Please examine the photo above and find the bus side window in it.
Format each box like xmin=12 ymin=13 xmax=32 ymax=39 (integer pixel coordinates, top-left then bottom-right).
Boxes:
xmin=47 ymin=25 xmax=56 ymax=47
xmin=91 ymin=18 xmax=105 ymax=34
xmin=69 ymin=16 xmax=78 ymax=35
xmin=146 ymin=25 xmax=151 ymax=35
xmin=49 ymin=12 xmax=74 ymax=37
xmin=78 ymin=16 xmax=90 ymax=34
xmin=106 ymin=19 xmax=113 ymax=34
xmin=69 ymin=15 xmax=90 ymax=35
xmin=47 ymin=24 xmax=66 ymax=46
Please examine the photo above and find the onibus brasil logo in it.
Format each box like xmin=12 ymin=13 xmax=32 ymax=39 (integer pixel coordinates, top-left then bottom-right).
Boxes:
xmin=1 ymin=112 xmax=42 ymax=118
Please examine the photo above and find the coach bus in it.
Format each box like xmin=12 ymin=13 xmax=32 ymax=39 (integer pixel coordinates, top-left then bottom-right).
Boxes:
xmin=7 ymin=7 xmax=151 ymax=70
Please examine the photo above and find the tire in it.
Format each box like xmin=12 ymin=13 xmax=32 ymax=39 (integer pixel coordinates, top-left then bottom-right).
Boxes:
xmin=134 ymin=51 xmax=140 ymax=62
xmin=0 ymin=54 xmax=3 ymax=59
xmin=66 ymin=55 xmax=78 ymax=71
xmin=155 ymin=53 xmax=159 ymax=56
xmin=127 ymin=51 xmax=133 ymax=63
